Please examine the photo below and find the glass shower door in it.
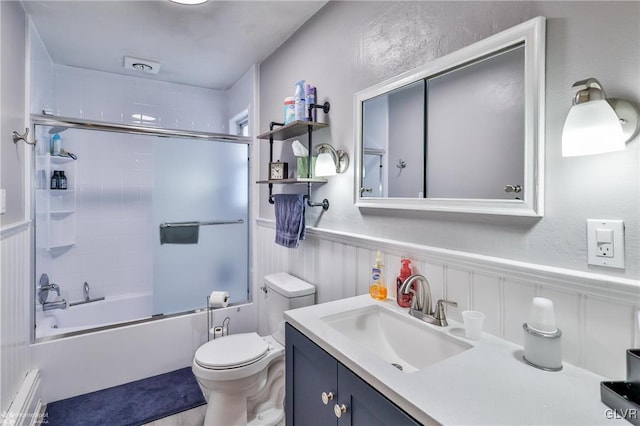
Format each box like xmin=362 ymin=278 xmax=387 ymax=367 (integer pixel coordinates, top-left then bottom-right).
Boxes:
xmin=152 ymin=137 xmax=249 ymax=315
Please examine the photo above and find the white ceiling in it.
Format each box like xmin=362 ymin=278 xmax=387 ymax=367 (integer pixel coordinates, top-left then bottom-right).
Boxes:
xmin=22 ymin=0 xmax=328 ymax=90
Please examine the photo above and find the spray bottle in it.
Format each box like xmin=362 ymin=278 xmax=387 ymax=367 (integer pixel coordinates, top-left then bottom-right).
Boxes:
xmin=294 ymin=80 xmax=306 ymax=121
xmin=396 ymin=258 xmax=414 ymax=307
xmin=369 ymin=251 xmax=387 ymax=300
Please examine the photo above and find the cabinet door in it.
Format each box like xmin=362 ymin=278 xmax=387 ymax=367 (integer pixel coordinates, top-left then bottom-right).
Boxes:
xmin=286 ymin=324 xmax=338 ymax=426
xmin=337 ymin=364 xmax=420 ymax=426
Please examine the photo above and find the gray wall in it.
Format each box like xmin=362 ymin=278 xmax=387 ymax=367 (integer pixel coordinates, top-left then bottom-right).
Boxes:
xmin=259 ymin=1 xmax=640 ymax=279
xmin=1 ymin=0 xmax=26 ymax=226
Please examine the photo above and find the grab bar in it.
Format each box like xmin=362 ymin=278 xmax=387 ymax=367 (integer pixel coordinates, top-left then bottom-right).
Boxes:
xmin=159 ymin=219 xmax=244 ymax=228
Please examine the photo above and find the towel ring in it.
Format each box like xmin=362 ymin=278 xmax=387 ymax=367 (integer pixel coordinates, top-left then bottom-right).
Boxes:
xmin=13 ymin=128 xmax=37 ymax=146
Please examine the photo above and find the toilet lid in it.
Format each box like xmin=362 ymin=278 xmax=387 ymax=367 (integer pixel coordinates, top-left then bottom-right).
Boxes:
xmin=195 ymin=332 xmax=269 ymax=369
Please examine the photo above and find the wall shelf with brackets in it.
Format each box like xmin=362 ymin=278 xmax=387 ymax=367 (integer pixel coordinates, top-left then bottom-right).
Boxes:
xmin=256 ymin=102 xmax=331 ymax=210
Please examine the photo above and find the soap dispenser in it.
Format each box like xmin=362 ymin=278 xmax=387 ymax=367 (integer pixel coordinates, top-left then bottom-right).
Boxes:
xmin=369 ymin=251 xmax=387 ymax=300
xmin=396 ymin=258 xmax=414 ymax=307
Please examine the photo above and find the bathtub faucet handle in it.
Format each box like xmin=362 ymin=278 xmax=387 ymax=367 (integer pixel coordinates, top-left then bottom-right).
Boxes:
xmin=84 ymin=281 xmax=90 ymax=301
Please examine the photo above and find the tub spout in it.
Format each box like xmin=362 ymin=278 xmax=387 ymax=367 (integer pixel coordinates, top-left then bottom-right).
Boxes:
xmin=43 ymin=299 xmax=67 ymax=311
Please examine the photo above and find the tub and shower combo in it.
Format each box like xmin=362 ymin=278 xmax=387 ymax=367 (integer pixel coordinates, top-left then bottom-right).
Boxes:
xmin=32 ymin=116 xmax=251 ymax=340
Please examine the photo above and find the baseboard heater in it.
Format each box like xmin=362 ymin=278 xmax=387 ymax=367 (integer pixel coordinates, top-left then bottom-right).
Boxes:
xmin=1 ymin=369 xmax=42 ymax=426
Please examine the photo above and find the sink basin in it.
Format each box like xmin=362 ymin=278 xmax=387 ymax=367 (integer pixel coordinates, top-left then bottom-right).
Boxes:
xmin=321 ymin=305 xmax=472 ymax=373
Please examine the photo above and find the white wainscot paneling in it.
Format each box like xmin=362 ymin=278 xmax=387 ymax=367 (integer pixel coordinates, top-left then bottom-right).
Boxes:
xmin=471 ymin=273 xmax=502 ymax=336
xmin=255 ymin=219 xmax=640 ymax=379
xmin=502 ymin=278 xmax=537 ymax=345
xmin=584 ymin=297 xmax=635 ymax=380
xmin=1 ymin=222 xmax=32 ymax=413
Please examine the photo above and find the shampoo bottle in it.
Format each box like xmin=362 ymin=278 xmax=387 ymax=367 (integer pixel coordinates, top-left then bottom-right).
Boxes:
xmin=396 ymin=258 xmax=414 ymax=307
xmin=51 ymin=133 xmax=61 ymax=156
xmin=369 ymin=251 xmax=387 ymax=300
xmin=294 ymin=80 xmax=306 ymax=121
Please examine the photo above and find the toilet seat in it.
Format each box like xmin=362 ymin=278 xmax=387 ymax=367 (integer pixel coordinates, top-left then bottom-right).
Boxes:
xmin=195 ymin=332 xmax=269 ymax=370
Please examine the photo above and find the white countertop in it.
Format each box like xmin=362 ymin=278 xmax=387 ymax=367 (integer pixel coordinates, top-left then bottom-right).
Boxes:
xmin=284 ymin=295 xmax=623 ymax=425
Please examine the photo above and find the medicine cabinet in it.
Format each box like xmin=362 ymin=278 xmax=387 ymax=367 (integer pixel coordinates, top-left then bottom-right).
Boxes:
xmin=354 ymin=17 xmax=546 ymax=217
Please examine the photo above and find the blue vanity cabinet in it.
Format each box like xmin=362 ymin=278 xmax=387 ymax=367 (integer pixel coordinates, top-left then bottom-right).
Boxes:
xmin=285 ymin=323 xmax=420 ymax=426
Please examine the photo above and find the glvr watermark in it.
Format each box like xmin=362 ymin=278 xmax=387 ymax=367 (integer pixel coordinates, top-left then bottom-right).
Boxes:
xmin=605 ymin=408 xmax=638 ymax=421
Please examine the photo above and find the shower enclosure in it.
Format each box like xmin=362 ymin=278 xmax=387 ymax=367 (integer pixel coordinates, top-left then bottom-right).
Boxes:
xmin=32 ymin=116 xmax=251 ymax=339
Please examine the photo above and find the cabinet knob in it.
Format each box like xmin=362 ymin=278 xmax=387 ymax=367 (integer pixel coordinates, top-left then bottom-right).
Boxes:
xmin=321 ymin=391 xmax=334 ymax=405
xmin=334 ymin=403 xmax=347 ymax=418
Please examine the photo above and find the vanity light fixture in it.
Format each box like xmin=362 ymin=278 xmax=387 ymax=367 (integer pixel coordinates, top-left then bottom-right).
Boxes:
xmin=562 ymin=78 xmax=639 ymax=157
xmin=315 ymin=143 xmax=349 ymax=177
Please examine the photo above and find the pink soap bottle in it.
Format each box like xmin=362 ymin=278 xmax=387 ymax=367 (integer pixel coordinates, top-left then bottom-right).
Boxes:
xmin=396 ymin=259 xmax=414 ymax=308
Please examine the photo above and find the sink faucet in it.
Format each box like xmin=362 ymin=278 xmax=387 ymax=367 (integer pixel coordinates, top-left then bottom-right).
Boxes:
xmin=399 ymin=274 xmax=431 ymax=316
xmin=399 ymin=274 xmax=457 ymax=326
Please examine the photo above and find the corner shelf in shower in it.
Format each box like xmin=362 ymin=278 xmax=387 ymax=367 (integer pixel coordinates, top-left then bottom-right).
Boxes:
xmin=34 ymin=155 xmax=77 ymax=251
xmin=256 ymin=107 xmax=331 ymax=210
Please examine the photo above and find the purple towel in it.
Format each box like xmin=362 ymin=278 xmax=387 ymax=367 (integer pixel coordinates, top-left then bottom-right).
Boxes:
xmin=275 ymin=194 xmax=306 ymax=248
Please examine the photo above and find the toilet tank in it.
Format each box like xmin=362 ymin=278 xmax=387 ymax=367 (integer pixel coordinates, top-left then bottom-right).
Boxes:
xmin=264 ymin=272 xmax=315 ymax=345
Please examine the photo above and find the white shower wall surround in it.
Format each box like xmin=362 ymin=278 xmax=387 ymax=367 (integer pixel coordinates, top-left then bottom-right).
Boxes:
xmin=255 ymin=219 xmax=639 ymax=380
xmin=30 ymin=25 xmax=229 ymax=135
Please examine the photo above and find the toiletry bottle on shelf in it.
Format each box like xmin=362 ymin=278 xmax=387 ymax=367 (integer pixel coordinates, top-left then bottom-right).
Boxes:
xmin=284 ymin=96 xmax=295 ymax=124
xmin=58 ymin=171 xmax=68 ymax=190
xmin=50 ymin=171 xmax=60 ymax=190
xmin=396 ymin=258 xmax=414 ymax=307
xmin=51 ymin=133 xmax=61 ymax=156
xmin=294 ymin=80 xmax=306 ymax=121
xmin=304 ymin=83 xmax=316 ymax=121
xmin=369 ymin=251 xmax=387 ymax=300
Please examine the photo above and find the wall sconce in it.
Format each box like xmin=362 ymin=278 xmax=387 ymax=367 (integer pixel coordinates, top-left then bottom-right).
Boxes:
xmin=314 ymin=143 xmax=349 ymax=177
xmin=562 ymin=78 xmax=639 ymax=157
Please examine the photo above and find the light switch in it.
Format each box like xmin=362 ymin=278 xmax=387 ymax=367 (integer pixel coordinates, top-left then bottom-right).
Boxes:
xmin=0 ymin=189 xmax=5 ymax=215
xmin=587 ymin=219 xmax=625 ymax=268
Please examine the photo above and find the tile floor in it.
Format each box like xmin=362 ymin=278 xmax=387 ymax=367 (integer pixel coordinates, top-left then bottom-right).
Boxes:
xmin=142 ymin=405 xmax=206 ymax=426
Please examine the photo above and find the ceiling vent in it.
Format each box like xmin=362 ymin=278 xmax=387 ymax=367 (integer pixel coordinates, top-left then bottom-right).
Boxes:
xmin=124 ymin=56 xmax=161 ymax=75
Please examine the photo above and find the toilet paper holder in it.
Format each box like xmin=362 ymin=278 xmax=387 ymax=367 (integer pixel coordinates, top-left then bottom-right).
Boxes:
xmin=206 ymin=295 xmax=230 ymax=341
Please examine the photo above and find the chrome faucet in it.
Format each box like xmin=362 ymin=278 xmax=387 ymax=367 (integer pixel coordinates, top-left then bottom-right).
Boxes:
xmin=399 ymin=274 xmax=457 ymax=326
xmin=43 ymin=299 xmax=68 ymax=311
xmin=37 ymin=273 xmax=67 ymax=311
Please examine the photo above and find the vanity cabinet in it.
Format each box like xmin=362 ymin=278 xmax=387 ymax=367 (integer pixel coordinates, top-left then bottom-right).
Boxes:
xmin=285 ymin=324 xmax=420 ymax=426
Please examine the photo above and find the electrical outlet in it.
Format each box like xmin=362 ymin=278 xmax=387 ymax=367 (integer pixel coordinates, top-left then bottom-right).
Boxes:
xmin=595 ymin=228 xmax=614 ymax=258
xmin=587 ymin=219 xmax=625 ymax=268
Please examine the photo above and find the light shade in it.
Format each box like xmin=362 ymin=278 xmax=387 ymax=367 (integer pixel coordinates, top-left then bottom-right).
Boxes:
xmin=561 ymin=99 xmax=625 ymax=157
xmin=562 ymin=78 xmax=639 ymax=157
xmin=169 ymin=0 xmax=208 ymax=5
xmin=315 ymin=152 xmax=337 ymax=176
xmin=314 ymin=143 xmax=349 ymax=177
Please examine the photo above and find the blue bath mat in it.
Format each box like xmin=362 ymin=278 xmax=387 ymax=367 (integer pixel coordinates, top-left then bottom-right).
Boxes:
xmin=44 ymin=367 xmax=206 ymax=426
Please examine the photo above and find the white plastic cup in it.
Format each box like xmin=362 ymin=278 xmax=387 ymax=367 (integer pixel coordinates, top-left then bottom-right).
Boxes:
xmin=527 ymin=297 xmax=557 ymax=333
xmin=462 ymin=310 xmax=485 ymax=340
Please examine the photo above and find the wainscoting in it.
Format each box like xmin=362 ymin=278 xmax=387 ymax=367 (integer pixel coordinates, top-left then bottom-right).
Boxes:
xmin=0 ymin=222 xmax=32 ymax=414
xmin=256 ymin=219 xmax=639 ymax=380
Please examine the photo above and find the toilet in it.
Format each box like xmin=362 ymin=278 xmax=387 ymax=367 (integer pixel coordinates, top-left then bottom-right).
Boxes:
xmin=192 ymin=273 xmax=316 ymax=426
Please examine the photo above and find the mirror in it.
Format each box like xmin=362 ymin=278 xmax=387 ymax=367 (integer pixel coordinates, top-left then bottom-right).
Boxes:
xmin=355 ymin=17 xmax=545 ymax=217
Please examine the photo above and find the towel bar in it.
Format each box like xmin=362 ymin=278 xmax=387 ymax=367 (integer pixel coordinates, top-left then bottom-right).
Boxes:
xmin=159 ymin=220 xmax=244 ymax=228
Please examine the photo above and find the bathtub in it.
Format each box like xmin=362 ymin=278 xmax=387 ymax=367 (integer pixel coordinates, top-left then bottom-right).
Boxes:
xmin=35 ymin=292 xmax=153 ymax=338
